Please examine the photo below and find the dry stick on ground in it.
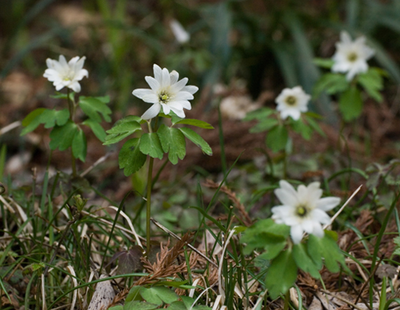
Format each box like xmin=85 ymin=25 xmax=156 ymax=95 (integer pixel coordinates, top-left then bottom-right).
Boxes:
xmin=202 ymin=179 xmax=252 ymax=226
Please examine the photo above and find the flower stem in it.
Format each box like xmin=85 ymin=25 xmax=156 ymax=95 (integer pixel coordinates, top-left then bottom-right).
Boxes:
xmin=146 ymin=156 xmax=154 ymax=254
xmin=66 ymin=89 xmax=77 ymax=177
xmin=283 ymin=290 xmax=290 ymax=310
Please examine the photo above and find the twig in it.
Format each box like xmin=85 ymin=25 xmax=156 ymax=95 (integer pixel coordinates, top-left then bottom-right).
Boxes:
xmin=0 ymin=121 xmax=21 ymax=135
xmin=323 ymin=185 xmax=363 ymax=229
xmin=151 ymin=218 xmax=218 ymax=267
xmin=80 ymin=151 xmax=113 ymax=177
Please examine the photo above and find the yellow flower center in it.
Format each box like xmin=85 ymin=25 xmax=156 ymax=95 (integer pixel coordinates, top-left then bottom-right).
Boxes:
xmin=296 ymin=205 xmax=308 ymax=217
xmin=347 ymin=52 xmax=358 ymax=62
xmin=159 ymin=92 xmax=170 ymax=103
xmin=286 ymin=96 xmax=297 ymax=106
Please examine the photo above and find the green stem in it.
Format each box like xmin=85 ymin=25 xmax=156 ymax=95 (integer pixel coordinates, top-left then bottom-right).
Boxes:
xmin=66 ymin=89 xmax=77 ymax=177
xmin=283 ymin=290 xmax=290 ymax=310
xmin=146 ymin=156 xmax=154 ymax=254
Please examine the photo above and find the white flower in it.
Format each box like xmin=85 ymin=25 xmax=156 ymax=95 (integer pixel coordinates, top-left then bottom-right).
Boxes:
xmin=43 ymin=55 xmax=88 ymax=92
xmin=332 ymin=31 xmax=375 ymax=81
xmin=132 ymin=64 xmax=198 ymax=120
xmin=169 ymin=19 xmax=190 ymax=44
xmin=271 ymin=180 xmax=341 ymax=244
xmin=275 ymin=86 xmax=310 ymax=120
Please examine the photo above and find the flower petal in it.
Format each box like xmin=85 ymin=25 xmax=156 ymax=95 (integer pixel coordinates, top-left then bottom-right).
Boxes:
xmin=141 ymin=103 xmax=161 ymax=120
xmin=290 ymin=225 xmax=304 ymax=244
xmin=145 ymin=76 xmax=161 ymax=91
xmin=316 ymin=197 xmax=341 ymax=211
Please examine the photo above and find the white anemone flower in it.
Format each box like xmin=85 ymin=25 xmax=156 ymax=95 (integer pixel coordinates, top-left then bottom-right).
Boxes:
xmin=275 ymin=86 xmax=310 ymax=120
xmin=271 ymin=180 xmax=341 ymax=244
xmin=332 ymin=31 xmax=375 ymax=81
xmin=43 ymin=55 xmax=88 ymax=92
xmin=169 ymin=19 xmax=190 ymax=44
xmin=132 ymin=64 xmax=198 ymax=120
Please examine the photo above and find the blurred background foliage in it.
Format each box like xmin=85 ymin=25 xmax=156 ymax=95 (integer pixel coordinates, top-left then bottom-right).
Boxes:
xmin=2 ymin=0 xmax=400 ymax=120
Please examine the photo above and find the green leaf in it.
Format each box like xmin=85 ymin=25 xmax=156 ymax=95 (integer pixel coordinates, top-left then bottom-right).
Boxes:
xmin=108 ymin=306 xmax=123 ymax=310
xmin=313 ymin=73 xmax=349 ymax=98
xmin=104 ymin=116 xmax=142 ymax=145
xmin=339 ymin=86 xmax=363 ymax=121
xmin=41 ymin=109 xmax=70 ymax=128
xmin=265 ymin=249 xmax=298 ymax=299
xmin=72 ymin=129 xmax=87 ymax=162
xmin=139 ymin=133 xmax=164 ymax=160
xmin=126 ymin=286 xmax=143 ymax=303
xmin=21 ymin=108 xmax=70 ymax=135
xmin=119 ymin=139 xmax=147 ymax=176
xmin=49 ymin=121 xmax=78 ymax=151
xmin=140 ymin=287 xmax=178 ymax=306
xmin=157 ymin=124 xmax=186 ymax=164
xmin=173 ymin=119 xmax=214 ymax=129
xmin=243 ymin=107 xmax=275 ymax=121
xmin=304 ymin=115 xmax=326 ymax=137
xmin=357 ymin=68 xmax=384 ymax=102
xmin=293 ymin=243 xmax=321 ymax=279
xmin=51 ymin=91 xmax=75 ymax=101
xmin=167 ymin=301 xmax=187 ymax=310
xmin=249 ymin=118 xmax=279 ymax=133
xmin=82 ymin=119 xmax=106 ymax=142
xmin=79 ymin=96 xmax=111 ymax=122
xmin=21 ymin=108 xmax=46 ymax=135
xmin=179 ymin=127 xmax=212 ymax=156
xmin=313 ymin=58 xmax=334 ymax=69
xmin=241 ymin=219 xmax=289 ymax=256
xmin=290 ymin=119 xmax=312 ymax=140
xmin=307 ymin=233 xmax=346 ymax=273
xmin=124 ymin=300 xmax=159 ymax=310
xmin=266 ymin=125 xmax=288 ymax=152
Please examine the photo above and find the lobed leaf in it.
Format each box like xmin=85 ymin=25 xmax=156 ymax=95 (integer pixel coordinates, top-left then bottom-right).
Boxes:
xmin=49 ymin=121 xmax=79 ymax=151
xmin=313 ymin=73 xmax=349 ymax=98
xmin=119 ymin=138 xmax=147 ymax=176
xmin=179 ymin=127 xmax=212 ymax=156
xmin=339 ymin=86 xmax=363 ymax=121
xmin=104 ymin=116 xmax=142 ymax=145
xmin=293 ymin=243 xmax=320 ymax=278
xmin=173 ymin=119 xmax=214 ymax=129
xmin=307 ymin=232 xmax=346 ymax=273
xmin=266 ymin=125 xmax=288 ymax=152
xmin=72 ymin=128 xmax=87 ymax=162
xmin=21 ymin=108 xmax=70 ymax=135
xmin=82 ymin=119 xmax=106 ymax=142
xmin=265 ymin=249 xmax=298 ymax=299
xmin=139 ymin=133 xmax=164 ymax=160
xmin=157 ymin=124 xmax=186 ymax=164
xmin=79 ymin=96 xmax=112 ymax=123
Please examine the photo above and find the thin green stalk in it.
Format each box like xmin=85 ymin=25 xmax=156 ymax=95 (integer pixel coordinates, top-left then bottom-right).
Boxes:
xmin=146 ymin=156 xmax=154 ymax=254
xmin=283 ymin=290 xmax=290 ymax=310
xmin=66 ymin=89 xmax=77 ymax=177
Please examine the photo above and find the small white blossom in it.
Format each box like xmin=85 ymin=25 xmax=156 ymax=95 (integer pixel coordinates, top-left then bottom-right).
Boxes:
xmin=332 ymin=31 xmax=375 ymax=81
xmin=132 ymin=64 xmax=198 ymax=120
xmin=169 ymin=19 xmax=190 ymax=44
xmin=275 ymin=86 xmax=310 ymax=120
xmin=271 ymin=180 xmax=341 ymax=244
xmin=43 ymin=55 xmax=88 ymax=92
